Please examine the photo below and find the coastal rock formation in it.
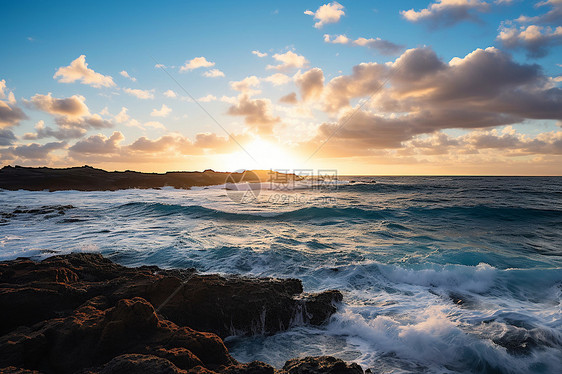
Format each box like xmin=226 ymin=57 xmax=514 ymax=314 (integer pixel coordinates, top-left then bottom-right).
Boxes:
xmin=0 ymin=253 xmax=355 ymax=374
xmin=0 ymin=166 xmax=295 ymax=191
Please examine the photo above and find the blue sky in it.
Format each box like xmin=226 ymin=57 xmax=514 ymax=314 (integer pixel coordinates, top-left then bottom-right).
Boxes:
xmin=1 ymin=0 xmax=561 ymax=174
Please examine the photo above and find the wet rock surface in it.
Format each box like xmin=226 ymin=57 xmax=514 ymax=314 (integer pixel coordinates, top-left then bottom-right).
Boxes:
xmin=0 ymin=253 xmax=359 ymax=374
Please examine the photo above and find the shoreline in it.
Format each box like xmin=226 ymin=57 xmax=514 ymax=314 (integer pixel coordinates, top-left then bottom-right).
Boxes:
xmin=0 ymin=253 xmax=361 ymax=374
xmin=0 ymin=166 xmax=297 ymax=192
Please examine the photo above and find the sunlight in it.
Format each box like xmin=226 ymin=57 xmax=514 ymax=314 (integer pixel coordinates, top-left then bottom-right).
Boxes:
xmin=223 ymin=138 xmax=300 ymax=171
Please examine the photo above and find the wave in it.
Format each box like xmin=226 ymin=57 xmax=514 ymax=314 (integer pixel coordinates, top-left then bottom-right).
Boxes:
xmin=115 ymin=202 xmax=562 ymax=224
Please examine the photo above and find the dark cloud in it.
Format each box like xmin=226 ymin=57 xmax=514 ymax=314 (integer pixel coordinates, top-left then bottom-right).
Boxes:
xmin=26 ymin=93 xmax=89 ymax=117
xmin=0 ymin=101 xmax=28 ymax=128
xmin=0 ymin=129 xmax=17 ymax=146
xmin=9 ymin=141 xmax=66 ymax=159
xmin=497 ymin=25 xmax=562 ymax=58
xmin=68 ymin=131 xmax=124 ymax=155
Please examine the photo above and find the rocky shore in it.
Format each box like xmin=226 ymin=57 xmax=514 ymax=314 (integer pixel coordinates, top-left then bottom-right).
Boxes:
xmin=0 ymin=253 xmax=363 ymax=374
xmin=0 ymin=166 xmax=293 ymax=192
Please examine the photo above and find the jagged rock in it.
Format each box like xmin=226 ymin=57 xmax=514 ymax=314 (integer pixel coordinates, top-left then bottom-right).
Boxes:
xmin=0 ymin=297 xmax=234 ymax=374
xmin=282 ymin=357 xmax=363 ymax=374
xmin=81 ymin=354 xmax=187 ymax=374
xmin=0 ymin=254 xmax=350 ymax=374
xmin=0 ymin=254 xmax=342 ymax=338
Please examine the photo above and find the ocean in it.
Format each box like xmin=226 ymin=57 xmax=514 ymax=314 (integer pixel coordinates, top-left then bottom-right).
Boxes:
xmin=1 ymin=176 xmax=561 ymax=373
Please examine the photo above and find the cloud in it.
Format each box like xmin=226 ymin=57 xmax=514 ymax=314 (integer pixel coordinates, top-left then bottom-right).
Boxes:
xmin=163 ymin=90 xmax=177 ymax=98
xmin=23 ymin=120 xmax=86 ymax=140
xmin=114 ymin=107 xmax=130 ymax=123
xmin=0 ymin=100 xmax=27 ymax=128
xmin=252 ymin=50 xmax=268 ymax=58
xmin=353 ymin=37 xmax=406 ymax=56
xmin=54 ymin=114 xmax=113 ymax=130
xmin=516 ymin=0 xmax=562 ymax=25
xmin=307 ymin=46 xmax=562 ymax=155
xmin=264 ymin=73 xmax=291 ymax=86
xmin=120 ymin=70 xmax=137 ymax=82
xmin=0 ymin=128 xmax=16 ymax=145
xmin=305 ymin=2 xmax=345 ymax=28
xmin=69 ymin=131 xmax=124 ymax=155
xmin=180 ymin=57 xmax=215 ymax=72
xmin=295 ymin=68 xmax=325 ymax=101
xmin=53 ymin=55 xmax=115 ymax=88
xmin=10 ymin=141 xmax=66 ymax=159
xmin=497 ymin=24 xmax=562 ymax=58
xmin=401 ymin=0 xmax=490 ymax=27
xmin=150 ymin=104 xmax=172 ymax=117
xmin=323 ymin=34 xmax=350 ymax=44
xmin=266 ymin=51 xmax=309 ymax=71
xmin=26 ymin=93 xmax=89 ymax=117
xmin=0 ymin=79 xmax=6 ymax=99
xmin=203 ymin=69 xmax=225 ymax=78
xmin=198 ymin=94 xmax=217 ymax=102
xmin=123 ymin=88 xmax=154 ymax=99
xmin=279 ymin=92 xmax=298 ymax=104
xmin=227 ymin=95 xmax=280 ymax=135
xmin=324 ymin=34 xmax=405 ymax=55
xmin=230 ymin=76 xmax=260 ymax=93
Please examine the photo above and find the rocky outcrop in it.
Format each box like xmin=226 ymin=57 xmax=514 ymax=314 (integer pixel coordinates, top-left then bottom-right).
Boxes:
xmin=0 ymin=166 xmax=296 ymax=191
xmin=282 ymin=357 xmax=364 ymax=374
xmin=0 ymin=254 xmax=357 ymax=374
xmin=0 ymin=253 xmax=342 ymax=338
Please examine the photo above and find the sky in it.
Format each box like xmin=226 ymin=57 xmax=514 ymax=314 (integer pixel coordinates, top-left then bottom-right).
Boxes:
xmin=1 ymin=0 xmax=562 ymax=175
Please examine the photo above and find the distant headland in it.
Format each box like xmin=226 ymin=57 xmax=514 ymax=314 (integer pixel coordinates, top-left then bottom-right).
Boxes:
xmin=0 ymin=165 xmax=285 ymax=191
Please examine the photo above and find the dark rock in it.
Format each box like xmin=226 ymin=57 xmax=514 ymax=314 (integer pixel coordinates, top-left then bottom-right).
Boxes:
xmin=0 ymin=253 xmax=350 ymax=374
xmin=282 ymin=357 xmax=364 ymax=374
xmin=0 ymin=297 xmax=234 ymax=373
xmin=0 ymin=166 xmax=295 ymax=192
xmin=0 ymin=253 xmax=341 ymax=338
xmin=81 ymin=354 xmax=187 ymax=374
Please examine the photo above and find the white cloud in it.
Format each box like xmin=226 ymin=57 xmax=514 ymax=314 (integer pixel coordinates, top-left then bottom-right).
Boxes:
xmin=114 ymin=107 xmax=130 ymax=123
xmin=198 ymin=94 xmax=217 ymax=102
xmin=144 ymin=121 xmax=166 ymax=129
xmin=266 ymin=51 xmax=309 ymax=71
xmin=264 ymin=73 xmax=291 ymax=86
xmin=124 ymin=88 xmax=154 ymax=99
xmin=401 ymin=0 xmax=490 ymax=27
xmin=150 ymin=104 xmax=172 ymax=117
xmin=120 ymin=70 xmax=137 ymax=82
xmin=53 ymin=55 xmax=115 ymax=88
xmin=0 ymin=79 xmax=6 ymax=99
xmin=230 ymin=76 xmax=261 ymax=93
xmin=252 ymin=50 xmax=268 ymax=57
xmin=164 ymin=89 xmax=177 ymax=98
xmin=323 ymin=34 xmax=350 ymax=44
xmin=498 ymin=24 xmax=562 ymax=58
xmin=203 ymin=69 xmax=225 ymax=78
xmin=180 ymin=56 xmax=215 ymax=72
xmin=304 ymin=2 xmax=345 ymax=28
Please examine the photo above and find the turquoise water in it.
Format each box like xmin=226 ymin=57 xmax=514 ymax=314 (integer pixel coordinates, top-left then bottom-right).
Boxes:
xmin=1 ymin=177 xmax=561 ymax=373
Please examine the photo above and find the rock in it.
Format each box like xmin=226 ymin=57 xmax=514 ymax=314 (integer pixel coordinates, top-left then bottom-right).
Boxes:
xmin=282 ymin=357 xmax=363 ymax=374
xmin=282 ymin=357 xmax=364 ymax=374
xmin=0 ymin=253 xmax=350 ymax=374
xmin=0 ymin=254 xmax=341 ymax=338
xmin=82 ymin=354 xmax=187 ymax=374
xmin=0 ymin=166 xmax=295 ymax=192
xmin=0 ymin=297 xmax=234 ymax=373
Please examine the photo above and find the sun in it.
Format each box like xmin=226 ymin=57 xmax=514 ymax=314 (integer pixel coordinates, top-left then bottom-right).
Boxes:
xmin=223 ymin=138 xmax=300 ymax=171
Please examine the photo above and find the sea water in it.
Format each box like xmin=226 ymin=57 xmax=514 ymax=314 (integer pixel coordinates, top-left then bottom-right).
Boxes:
xmin=0 ymin=176 xmax=561 ymax=373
